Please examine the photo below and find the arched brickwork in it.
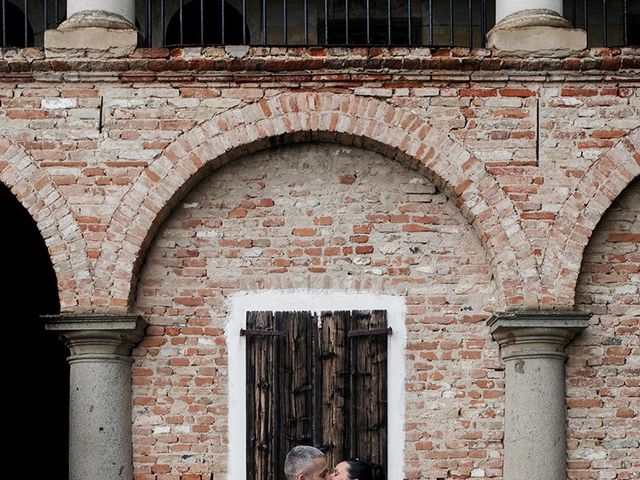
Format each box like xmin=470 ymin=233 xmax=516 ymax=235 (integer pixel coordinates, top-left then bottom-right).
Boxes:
xmin=541 ymin=128 xmax=640 ymax=307
xmin=0 ymin=136 xmax=92 ymax=310
xmin=567 ymin=178 xmax=638 ymax=479
xmin=96 ymin=92 xmax=534 ymax=310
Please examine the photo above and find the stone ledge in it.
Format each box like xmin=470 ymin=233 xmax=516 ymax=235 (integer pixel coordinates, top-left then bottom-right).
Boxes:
xmin=44 ymin=27 xmax=137 ymax=59
xmin=487 ymin=25 xmax=587 ymax=57
xmin=0 ymin=46 xmax=637 ymax=76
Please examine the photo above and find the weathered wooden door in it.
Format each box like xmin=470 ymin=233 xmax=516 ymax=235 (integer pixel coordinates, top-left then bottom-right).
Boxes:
xmin=245 ymin=310 xmax=388 ymax=479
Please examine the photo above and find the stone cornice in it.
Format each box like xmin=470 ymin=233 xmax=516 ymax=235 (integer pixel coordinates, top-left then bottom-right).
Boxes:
xmin=0 ymin=46 xmax=638 ymax=82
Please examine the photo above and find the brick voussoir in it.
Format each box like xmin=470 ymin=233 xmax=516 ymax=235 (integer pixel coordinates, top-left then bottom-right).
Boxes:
xmin=94 ymin=92 xmax=529 ymax=309
xmin=0 ymin=137 xmax=91 ymax=310
xmin=541 ymin=129 xmax=640 ymax=304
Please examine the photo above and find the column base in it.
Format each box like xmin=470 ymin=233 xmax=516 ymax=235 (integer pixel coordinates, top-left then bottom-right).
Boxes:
xmin=44 ymin=11 xmax=137 ymax=59
xmin=45 ymin=28 xmax=137 ymax=59
xmin=487 ymin=9 xmax=587 ymax=57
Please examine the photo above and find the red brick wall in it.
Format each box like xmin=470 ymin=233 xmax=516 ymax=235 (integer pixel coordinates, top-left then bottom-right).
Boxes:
xmin=133 ymin=143 xmax=502 ymax=478
xmin=0 ymin=50 xmax=638 ymax=305
xmin=0 ymin=48 xmax=638 ymax=479
xmin=568 ymin=178 xmax=639 ymax=479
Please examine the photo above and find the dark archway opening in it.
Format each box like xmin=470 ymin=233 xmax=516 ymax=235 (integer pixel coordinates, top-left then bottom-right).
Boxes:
xmin=0 ymin=182 xmax=68 ymax=478
xmin=0 ymin=1 xmax=34 ymax=47
xmin=165 ymin=0 xmax=249 ymax=46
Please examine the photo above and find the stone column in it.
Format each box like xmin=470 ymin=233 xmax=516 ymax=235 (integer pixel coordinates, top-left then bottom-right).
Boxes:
xmin=496 ymin=0 xmax=563 ymax=24
xmin=487 ymin=0 xmax=586 ymax=54
xmin=44 ymin=0 xmax=137 ymax=58
xmin=66 ymin=0 xmax=135 ymax=27
xmin=488 ymin=311 xmax=590 ymax=480
xmin=44 ymin=314 xmax=145 ymax=480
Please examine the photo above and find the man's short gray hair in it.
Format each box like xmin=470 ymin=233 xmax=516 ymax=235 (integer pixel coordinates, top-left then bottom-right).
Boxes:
xmin=284 ymin=446 xmax=324 ymax=479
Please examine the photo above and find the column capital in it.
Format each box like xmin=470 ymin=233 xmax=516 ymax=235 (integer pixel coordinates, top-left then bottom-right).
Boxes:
xmin=488 ymin=310 xmax=590 ymax=361
xmin=43 ymin=314 xmax=145 ymax=361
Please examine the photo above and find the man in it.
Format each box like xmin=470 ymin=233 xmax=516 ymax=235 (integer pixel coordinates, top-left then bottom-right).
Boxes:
xmin=284 ymin=445 xmax=329 ymax=480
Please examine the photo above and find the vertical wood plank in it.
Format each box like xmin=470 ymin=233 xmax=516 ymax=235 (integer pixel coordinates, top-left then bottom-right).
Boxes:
xmin=348 ymin=310 xmax=387 ymax=471
xmin=271 ymin=312 xmax=282 ymax=480
xmin=247 ymin=311 xmax=315 ymax=479
xmin=319 ymin=310 xmax=348 ymax=469
xmin=246 ymin=311 xmax=279 ymax=480
xmin=280 ymin=311 xmax=314 ymax=451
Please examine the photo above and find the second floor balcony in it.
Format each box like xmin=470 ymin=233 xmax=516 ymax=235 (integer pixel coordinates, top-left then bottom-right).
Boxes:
xmin=0 ymin=0 xmax=638 ymax=49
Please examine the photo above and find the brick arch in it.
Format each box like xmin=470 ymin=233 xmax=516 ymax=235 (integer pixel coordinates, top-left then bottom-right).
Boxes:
xmin=96 ymin=92 xmax=535 ymax=311
xmin=0 ymin=136 xmax=92 ymax=310
xmin=541 ymin=128 xmax=640 ymax=307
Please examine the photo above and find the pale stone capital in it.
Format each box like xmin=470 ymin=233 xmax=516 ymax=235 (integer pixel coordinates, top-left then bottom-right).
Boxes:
xmin=43 ymin=314 xmax=145 ymax=362
xmin=488 ymin=310 xmax=590 ymax=361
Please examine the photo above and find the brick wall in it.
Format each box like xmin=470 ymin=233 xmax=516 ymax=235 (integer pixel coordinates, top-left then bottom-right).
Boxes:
xmin=133 ymin=143 xmax=502 ymax=479
xmin=568 ymin=178 xmax=639 ymax=480
xmin=1 ymin=76 xmax=638 ymax=308
xmin=0 ymin=47 xmax=638 ymax=479
xmin=0 ymin=51 xmax=638 ymax=299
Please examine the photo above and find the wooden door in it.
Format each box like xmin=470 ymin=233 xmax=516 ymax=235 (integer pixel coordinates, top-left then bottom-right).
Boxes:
xmin=245 ymin=310 xmax=388 ymax=479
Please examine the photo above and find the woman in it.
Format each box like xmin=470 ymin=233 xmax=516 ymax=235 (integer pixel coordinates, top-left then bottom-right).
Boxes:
xmin=329 ymin=459 xmax=385 ymax=480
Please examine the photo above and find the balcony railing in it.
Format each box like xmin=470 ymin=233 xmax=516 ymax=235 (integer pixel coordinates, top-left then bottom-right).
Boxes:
xmin=138 ymin=0 xmax=494 ymax=47
xmin=138 ymin=0 xmax=639 ymax=48
xmin=0 ymin=0 xmax=637 ymax=49
xmin=565 ymin=0 xmax=639 ymax=47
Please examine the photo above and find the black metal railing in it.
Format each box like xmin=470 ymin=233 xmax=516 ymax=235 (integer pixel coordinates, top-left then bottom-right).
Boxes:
xmin=0 ymin=0 xmax=635 ymax=49
xmin=0 ymin=0 xmax=65 ymax=47
xmin=139 ymin=0 xmax=639 ymax=48
xmin=565 ymin=0 xmax=639 ymax=46
xmin=137 ymin=0 xmax=494 ymax=48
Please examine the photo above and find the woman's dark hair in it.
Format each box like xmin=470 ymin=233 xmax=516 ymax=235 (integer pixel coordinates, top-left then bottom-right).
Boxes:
xmin=345 ymin=459 xmax=385 ymax=480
